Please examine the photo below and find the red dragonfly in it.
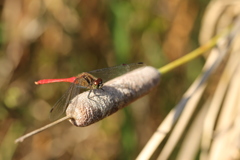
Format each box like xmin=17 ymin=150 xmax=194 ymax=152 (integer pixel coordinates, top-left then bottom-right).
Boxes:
xmin=35 ymin=62 xmax=144 ymax=120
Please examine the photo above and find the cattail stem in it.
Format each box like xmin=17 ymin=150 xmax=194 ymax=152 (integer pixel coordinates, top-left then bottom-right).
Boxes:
xmin=15 ymin=116 xmax=70 ymax=143
xmin=158 ymin=27 xmax=231 ymax=74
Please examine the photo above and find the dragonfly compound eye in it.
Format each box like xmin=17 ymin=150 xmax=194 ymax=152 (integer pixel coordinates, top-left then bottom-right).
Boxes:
xmin=93 ymin=78 xmax=103 ymax=89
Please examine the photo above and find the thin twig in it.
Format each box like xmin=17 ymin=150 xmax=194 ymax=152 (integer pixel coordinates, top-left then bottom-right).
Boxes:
xmin=15 ymin=116 xmax=70 ymax=143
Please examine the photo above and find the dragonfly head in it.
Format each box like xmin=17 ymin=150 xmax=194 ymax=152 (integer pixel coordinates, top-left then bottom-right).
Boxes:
xmin=93 ymin=78 xmax=103 ymax=89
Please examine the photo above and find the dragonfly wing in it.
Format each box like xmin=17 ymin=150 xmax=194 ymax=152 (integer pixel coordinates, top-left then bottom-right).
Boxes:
xmin=49 ymin=83 xmax=74 ymax=121
xmin=88 ymin=62 xmax=145 ymax=83
xmin=49 ymin=82 xmax=82 ymax=121
xmin=50 ymin=78 xmax=89 ymax=120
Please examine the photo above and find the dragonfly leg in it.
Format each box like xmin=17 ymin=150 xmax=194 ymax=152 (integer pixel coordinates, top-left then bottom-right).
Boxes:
xmin=87 ymin=89 xmax=92 ymax=99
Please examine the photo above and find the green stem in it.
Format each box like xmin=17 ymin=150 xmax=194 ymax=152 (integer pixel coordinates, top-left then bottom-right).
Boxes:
xmin=158 ymin=27 xmax=231 ymax=74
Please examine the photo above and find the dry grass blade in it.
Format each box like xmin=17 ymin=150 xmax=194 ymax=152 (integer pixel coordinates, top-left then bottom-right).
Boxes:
xmin=200 ymin=20 xmax=240 ymax=160
xmin=157 ymin=45 xmax=229 ymax=160
xmin=204 ymin=37 xmax=240 ymax=160
xmin=210 ymin=56 xmax=240 ymax=160
xmin=157 ymin=82 xmax=207 ymax=160
xmin=137 ymin=14 xmax=240 ymax=160
xmin=137 ymin=36 xmax=228 ymax=160
xmin=176 ymin=99 xmax=211 ymax=160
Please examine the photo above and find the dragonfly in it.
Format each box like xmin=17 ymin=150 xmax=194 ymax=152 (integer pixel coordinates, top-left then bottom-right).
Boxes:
xmin=35 ymin=62 xmax=145 ymax=120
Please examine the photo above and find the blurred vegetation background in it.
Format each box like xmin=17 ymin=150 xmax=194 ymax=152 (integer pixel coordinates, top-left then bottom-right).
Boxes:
xmin=0 ymin=0 xmax=211 ymax=159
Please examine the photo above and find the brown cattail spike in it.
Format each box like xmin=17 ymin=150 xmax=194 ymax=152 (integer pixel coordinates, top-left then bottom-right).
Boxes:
xmin=15 ymin=66 xmax=160 ymax=143
xmin=67 ymin=66 xmax=161 ymax=127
